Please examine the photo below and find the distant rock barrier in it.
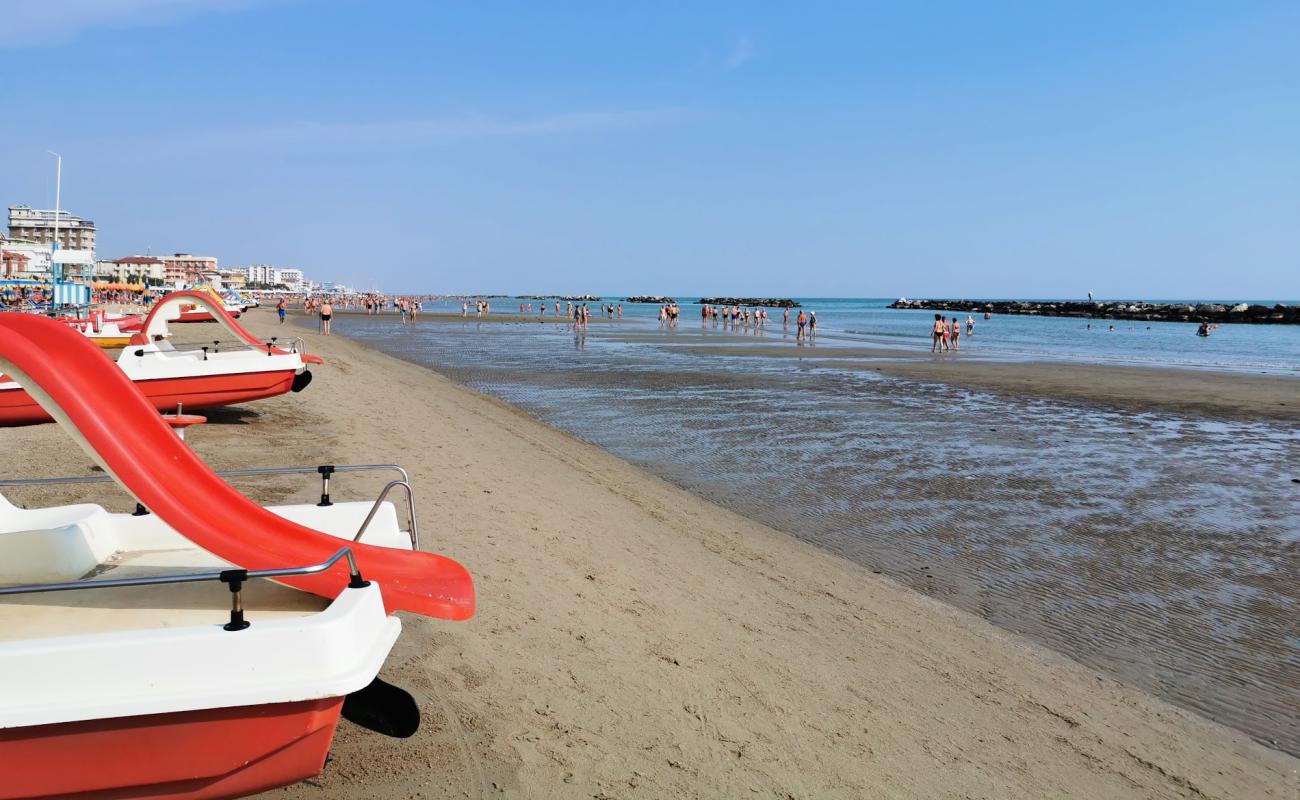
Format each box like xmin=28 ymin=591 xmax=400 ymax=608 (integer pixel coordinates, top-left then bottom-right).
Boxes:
xmin=888 ymin=298 xmax=1300 ymax=325
xmin=624 ymin=296 xmax=676 ymax=304
xmin=516 ymin=294 xmax=601 ymax=301
xmin=697 ymin=297 xmax=801 ymax=308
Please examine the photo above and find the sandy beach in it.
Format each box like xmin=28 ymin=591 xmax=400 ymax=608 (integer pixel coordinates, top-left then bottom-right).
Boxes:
xmin=2 ymin=308 xmax=1296 ymax=799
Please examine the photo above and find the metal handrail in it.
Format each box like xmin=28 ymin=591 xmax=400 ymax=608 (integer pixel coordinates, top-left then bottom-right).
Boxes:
xmin=0 ymin=463 xmax=410 ymax=487
xmin=0 ymin=464 xmax=421 ymax=551
xmin=0 ymin=546 xmax=363 ymax=597
xmin=353 ymin=480 xmax=419 ymax=550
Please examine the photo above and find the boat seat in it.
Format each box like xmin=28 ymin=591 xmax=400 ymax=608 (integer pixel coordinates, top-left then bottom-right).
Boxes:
xmin=0 ymin=493 xmax=119 ymax=584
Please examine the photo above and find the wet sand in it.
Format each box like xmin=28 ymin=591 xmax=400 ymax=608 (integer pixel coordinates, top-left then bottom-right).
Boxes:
xmin=668 ymin=342 xmax=1300 ymax=422
xmin=327 ymin=309 xmax=615 ymax=325
xmin=1 ymin=309 xmax=1296 ymax=798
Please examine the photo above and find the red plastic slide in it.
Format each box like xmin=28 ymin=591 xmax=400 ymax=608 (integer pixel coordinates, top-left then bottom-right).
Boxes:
xmin=136 ymin=291 xmax=324 ymax=364
xmin=0 ymin=313 xmax=473 ymax=620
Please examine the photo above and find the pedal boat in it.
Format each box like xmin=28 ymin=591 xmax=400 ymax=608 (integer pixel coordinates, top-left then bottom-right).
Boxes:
xmin=0 ymin=291 xmax=320 ymax=426
xmin=57 ymin=312 xmax=149 ymax=349
xmin=0 ymin=313 xmax=473 ymax=798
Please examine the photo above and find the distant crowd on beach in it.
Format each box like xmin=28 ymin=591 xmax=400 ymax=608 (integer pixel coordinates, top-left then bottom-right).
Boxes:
xmin=931 ymin=313 xmax=976 ymax=352
xmin=698 ymin=304 xmax=820 ymax=342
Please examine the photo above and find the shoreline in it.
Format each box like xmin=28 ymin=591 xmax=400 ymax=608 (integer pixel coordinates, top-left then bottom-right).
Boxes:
xmin=4 ymin=308 xmax=1296 ymax=797
xmin=308 ymin=309 xmax=1300 ymax=422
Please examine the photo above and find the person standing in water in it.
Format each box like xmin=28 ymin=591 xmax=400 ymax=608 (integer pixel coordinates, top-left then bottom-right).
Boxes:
xmin=931 ymin=314 xmax=945 ymax=352
xmin=950 ymin=316 xmax=960 ymax=351
xmin=320 ymin=299 xmax=333 ymax=335
xmin=966 ymin=315 xmax=974 ymax=335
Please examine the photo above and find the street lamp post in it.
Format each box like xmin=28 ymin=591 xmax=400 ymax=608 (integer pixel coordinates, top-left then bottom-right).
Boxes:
xmin=46 ymin=150 xmax=62 ymax=290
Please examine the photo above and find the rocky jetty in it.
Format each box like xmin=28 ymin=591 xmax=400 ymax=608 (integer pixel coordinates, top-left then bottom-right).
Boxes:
xmin=624 ymin=295 xmax=675 ymax=304
xmin=697 ymin=297 xmax=801 ymax=308
xmin=889 ymin=298 xmax=1300 ymax=325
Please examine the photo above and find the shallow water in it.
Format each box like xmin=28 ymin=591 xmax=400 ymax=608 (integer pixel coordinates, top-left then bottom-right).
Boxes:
xmin=415 ymin=296 xmax=1300 ymax=375
xmin=337 ymin=314 xmax=1300 ymax=755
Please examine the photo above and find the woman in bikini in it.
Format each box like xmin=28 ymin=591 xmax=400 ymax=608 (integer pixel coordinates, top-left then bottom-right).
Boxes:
xmin=931 ymin=314 xmax=945 ymax=352
xmin=950 ymin=316 xmax=959 ymax=350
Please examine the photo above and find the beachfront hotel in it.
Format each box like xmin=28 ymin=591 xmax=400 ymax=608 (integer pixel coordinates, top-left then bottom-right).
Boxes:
xmin=7 ymin=205 xmax=96 ymax=251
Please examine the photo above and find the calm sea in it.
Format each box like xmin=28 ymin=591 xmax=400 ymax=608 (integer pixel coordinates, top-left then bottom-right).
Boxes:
xmin=329 ymin=299 xmax=1300 ymax=755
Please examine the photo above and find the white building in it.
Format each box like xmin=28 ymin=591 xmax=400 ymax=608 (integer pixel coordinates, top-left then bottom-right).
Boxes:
xmin=96 ymin=256 xmax=166 ymax=285
xmin=236 ymin=265 xmax=307 ymax=290
xmin=1 ymin=240 xmax=52 ymax=277
xmin=8 ymin=206 xmax=96 ymax=251
xmin=276 ymin=268 xmax=305 ymax=291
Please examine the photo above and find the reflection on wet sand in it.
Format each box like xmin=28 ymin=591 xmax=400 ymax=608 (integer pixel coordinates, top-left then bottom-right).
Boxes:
xmin=342 ymin=315 xmax=1300 ymax=756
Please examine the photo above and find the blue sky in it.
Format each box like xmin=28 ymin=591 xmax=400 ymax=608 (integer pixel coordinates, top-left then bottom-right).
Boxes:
xmin=2 ymin=0 xmax=1297 ymax=298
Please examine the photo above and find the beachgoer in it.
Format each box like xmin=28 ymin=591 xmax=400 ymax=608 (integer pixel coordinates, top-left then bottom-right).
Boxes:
xmin=783 ymin=307 xmax=789 ymax=327
xmin=808 ymin=311 xmax=817 ymax=338
xmin=320 ymin=300 xmax=333 ymax=335
xmin=931 ymin=314 xmax=944 ymax=352
xmin=966 ymin=315 xmax=974 ymax=335
xmin=277 ymin=298 xmax=286 ymax=325
xmin=797 ymin=309 xmax=808 ymax=341
xmin=950 ymin=316 xmax=959 ymax=351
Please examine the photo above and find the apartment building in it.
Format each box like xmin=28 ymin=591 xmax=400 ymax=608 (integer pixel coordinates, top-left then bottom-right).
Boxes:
xmin=161 ymin=253 xmax=218 ymax=285
xmin=8 ymin=206 xmax=96 ymax=251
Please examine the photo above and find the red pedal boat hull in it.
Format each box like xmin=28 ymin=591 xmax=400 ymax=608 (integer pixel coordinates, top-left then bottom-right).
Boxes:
xmin=175 ymin=310 xmax=240 ymax=323
xmin=0 ymin=370 xmax=298 ymax=427
xmin=0 ymin=698 xmax=343 ymax=799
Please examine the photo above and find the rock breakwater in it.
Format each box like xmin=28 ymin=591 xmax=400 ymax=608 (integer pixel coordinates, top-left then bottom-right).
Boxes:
xmin=624 ymin=295 xmax=676 ymax=304
xmin=697 ymin=297 xmax=801 ymax=308
xmin=889 ymin=298 xmax=1300 ymax=325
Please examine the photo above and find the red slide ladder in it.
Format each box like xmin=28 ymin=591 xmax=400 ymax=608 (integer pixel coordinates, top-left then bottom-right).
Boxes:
xmin=0 ymin=313 xmax=473 ymax=620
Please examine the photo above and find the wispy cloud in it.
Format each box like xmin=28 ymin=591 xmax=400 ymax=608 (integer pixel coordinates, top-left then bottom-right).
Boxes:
xmin=0 ymin=0 xmax=281 ymax=47
xmin=192 ymin=107 xmax=695 ymax=149
xmin=725 ymin=32 xmax=755 ymax=70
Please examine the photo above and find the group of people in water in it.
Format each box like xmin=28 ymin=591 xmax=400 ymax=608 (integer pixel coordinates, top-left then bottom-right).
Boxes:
xmin=695 ymin=304 xmax=819 ymax=340
xmin=931 ymin=313 xmax=976 ymax=352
